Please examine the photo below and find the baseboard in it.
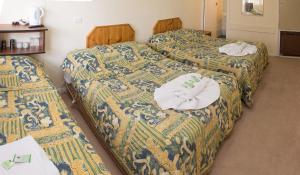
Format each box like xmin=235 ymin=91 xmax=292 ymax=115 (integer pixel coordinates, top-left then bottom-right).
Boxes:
xmin=278 ymin=55 xmax=300 ymax=59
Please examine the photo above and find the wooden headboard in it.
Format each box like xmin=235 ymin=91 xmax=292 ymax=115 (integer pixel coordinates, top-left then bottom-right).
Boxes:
xmin=86 ymin=24 xmax=135 ymax=48
xmin=153 ymin=18 xmax=183 ymax=34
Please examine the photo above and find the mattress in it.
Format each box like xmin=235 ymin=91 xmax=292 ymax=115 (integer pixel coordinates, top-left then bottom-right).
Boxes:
xmin=0 ymin=56 xmax=111 ymax=175
xmin=62 ymin=42 xmax=243 ymax=175
xmin=148 ymin=29 xmax=269 ymax=106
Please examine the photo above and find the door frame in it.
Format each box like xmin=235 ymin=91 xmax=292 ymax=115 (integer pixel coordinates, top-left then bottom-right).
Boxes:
xmin=201 ymin=0 xmax=228 ymax=37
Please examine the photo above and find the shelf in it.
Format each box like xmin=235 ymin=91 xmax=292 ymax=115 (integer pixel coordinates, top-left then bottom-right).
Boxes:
xmin=0 ymin=24 xmax=48 ymax=56
xmin=0 ymin=24 xmax=48 ymax=33
xmin=0 ymin=47 xmax=45 ymax=56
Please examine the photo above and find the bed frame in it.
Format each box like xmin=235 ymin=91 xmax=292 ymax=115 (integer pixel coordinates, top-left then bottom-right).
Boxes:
xmin=86 ymin=24 xmax=135 ymax=48
xmin=153 ymin=17 xmax=183 ymax=34
xmin=68 ymin=24 xmax=136 ymax=175
xmin=66 ymin=84 xmax=129 ymax=175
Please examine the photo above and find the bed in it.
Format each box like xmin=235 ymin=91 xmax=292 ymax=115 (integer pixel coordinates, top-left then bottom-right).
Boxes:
xmin=0 ymin=56 xmax=111 ymax=175
xmin=148 ymin=18 xmax=269 ymax=107
xmin=62 ymin=24 xmax=243 ymax=175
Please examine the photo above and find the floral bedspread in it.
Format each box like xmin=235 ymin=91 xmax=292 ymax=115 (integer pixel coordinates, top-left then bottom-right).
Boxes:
xmin=148 ymin=29 xmax=269 ymax=106
xmin=62 ymin=42 xmax=243 ymax=175
xmin=0 ymin=56 xmax=111 ymax=175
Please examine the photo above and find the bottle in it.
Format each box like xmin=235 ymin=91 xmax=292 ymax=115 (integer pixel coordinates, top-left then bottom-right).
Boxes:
xmin=1 ymin=40 xmax=7 ymax=50
xmin=10 ymin=39 xmax=16 ymax=50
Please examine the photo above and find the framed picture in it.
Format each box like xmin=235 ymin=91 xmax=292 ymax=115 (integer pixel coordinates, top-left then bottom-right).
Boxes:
xmin=242 ymin=0 xmax=264 ymax=16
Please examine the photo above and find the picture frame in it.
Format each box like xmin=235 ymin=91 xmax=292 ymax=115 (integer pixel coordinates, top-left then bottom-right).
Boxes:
xmin=242 ymin=0 xmax=264 ymax=16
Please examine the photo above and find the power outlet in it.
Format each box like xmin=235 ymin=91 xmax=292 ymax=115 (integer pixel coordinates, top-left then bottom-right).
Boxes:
xmin=73 ymin=17 xmax=83 ymax=24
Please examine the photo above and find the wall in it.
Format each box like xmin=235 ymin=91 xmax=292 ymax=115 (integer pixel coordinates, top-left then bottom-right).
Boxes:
xmin=279 ymin=0 xmax=300 ymax=31
xmin=0 ymin=0 xmax=202 ymax=88
xmin=216 ymin=0 xmax=224 ymax=37
xmin=0 ymin=0 xmax=3 ymax=14
xmin=226 ymin=0 xmax=279 ymax=55
xmin=221 ymin=0 xmax=227 ymax=36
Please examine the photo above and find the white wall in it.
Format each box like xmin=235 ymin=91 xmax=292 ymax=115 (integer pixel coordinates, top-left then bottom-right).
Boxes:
xmin=0 ymin=0 xmax=202 ymax=88
xmin=0 ymin=1 xmax=3 ymax=14
xmin=226 ymin=0 xmax=279 ymax=55
xmin=279 ymin=0 xmax=300 ymax=31
xmin=221 ymin=0 xmax=227 ymax=36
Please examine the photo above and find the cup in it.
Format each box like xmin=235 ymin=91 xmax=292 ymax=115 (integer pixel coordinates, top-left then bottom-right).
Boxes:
xmin=10 ymin=39 xmax=16 ymax=50
xmin=22 ymin=42 xmax=30 ymax=49
xmin=16 ymin=42 xmax=23 ymax=49
xmin=30 ymin=37 xmax=40 ymax=48
xmin=1 ymin=40 xmax=7 ymax=50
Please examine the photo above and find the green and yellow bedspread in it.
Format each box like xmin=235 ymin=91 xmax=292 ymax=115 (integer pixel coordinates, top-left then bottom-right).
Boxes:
xmin=0 ymin=56 xmax=111 ymax=175
xmin=63 ymin=42 xmax=243 ymax=175
xmin=148 ymin=29 xmax=269 ymax=106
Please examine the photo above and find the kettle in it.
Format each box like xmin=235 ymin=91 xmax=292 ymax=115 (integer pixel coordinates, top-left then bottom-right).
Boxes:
xmin=29 ymin=7 xmax=44 ymax=26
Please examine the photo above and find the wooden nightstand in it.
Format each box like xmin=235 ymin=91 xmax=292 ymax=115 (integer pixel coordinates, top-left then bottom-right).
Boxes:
xmin=200 ymin=30 xmax=212 ymax=36
xmin=0 ymin=24 xmax=48 ymax=56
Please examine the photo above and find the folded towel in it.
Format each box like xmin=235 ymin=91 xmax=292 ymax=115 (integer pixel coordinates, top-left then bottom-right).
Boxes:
xmin=0 ymin=136 xmax=59 ymax=175
xmin=219 ymin=42 xmax=257 ymax=56
xmin=174 ymin=77 xmax=211 ymax=100
xmin=154 ymin=73 xmax=220 ymax=110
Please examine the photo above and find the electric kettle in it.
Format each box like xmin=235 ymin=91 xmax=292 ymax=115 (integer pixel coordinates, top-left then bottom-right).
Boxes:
xmin=29 ymin=7 xmax=44 ymax=26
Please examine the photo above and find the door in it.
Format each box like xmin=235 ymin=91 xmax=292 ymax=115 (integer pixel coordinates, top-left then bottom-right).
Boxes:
xmin=204 ymin=0 xmax=224 ymax=37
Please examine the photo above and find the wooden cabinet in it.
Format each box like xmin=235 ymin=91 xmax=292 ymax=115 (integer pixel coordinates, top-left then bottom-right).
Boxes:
xmin=0 ymin=24 xmax=48 ymax=56
xmin=280 ymin=31 xmax=300 ymax=56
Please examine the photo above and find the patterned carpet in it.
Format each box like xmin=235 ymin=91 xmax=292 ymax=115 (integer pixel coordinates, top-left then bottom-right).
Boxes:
xmin=62 ymin=56 xmax=300 ymax=175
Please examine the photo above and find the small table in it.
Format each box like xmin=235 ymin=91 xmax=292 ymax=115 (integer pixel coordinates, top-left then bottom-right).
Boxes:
xmin=0 ymin=24 xmax=48 ymax=56
xmin=200 ymin=30 xmax=212 ymax=36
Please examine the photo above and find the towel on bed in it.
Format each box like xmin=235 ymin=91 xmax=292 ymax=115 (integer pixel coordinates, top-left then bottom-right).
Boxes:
xmin=0 ymin=136 xmax=59 ymax=175
xmin=154 ymin=73 xmax=220 ymax=110
xmin=219 ymin=42 xmax=257 ymax=56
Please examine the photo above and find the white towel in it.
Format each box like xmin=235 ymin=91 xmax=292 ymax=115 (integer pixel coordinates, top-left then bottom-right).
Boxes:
xmin=0 ymin=136 xmax=59 ymax=175
xmin=219 ymin=42 xmax=257 ymax=56
xmin=154 ymin=73 xmax=220 ymax=110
